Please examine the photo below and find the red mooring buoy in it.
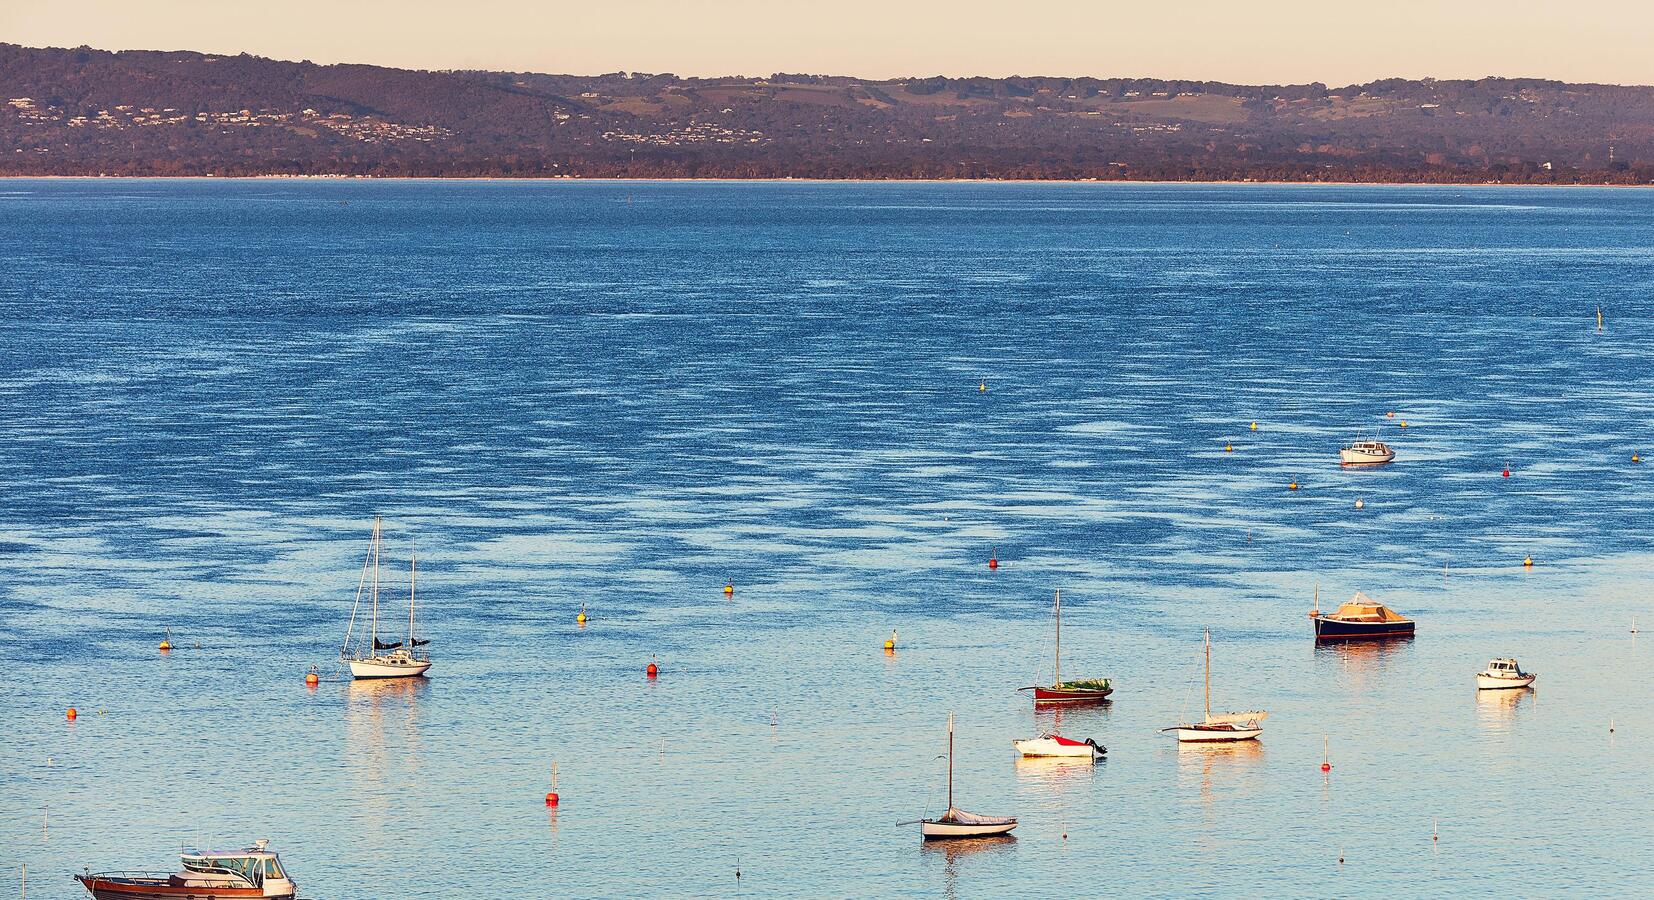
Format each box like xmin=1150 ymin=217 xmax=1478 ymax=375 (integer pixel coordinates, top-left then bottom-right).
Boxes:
xmin=646 ymin=658 xmax=659 ymax=678
xmin=988 ymin=549 xmax=999 ymax=570
xmin=1502 ymin=467 xmax=1511 ymax=478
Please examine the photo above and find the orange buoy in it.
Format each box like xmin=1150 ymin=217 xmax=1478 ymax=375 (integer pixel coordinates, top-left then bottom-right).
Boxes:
xmin=1386 ymin=411 xmax=1395 ymax=418
xmin=883 ymin=629 xmax=897 ymax=652
xmin=1288 ymin=480 xmax=1299 ymax=491
xmin=545 ymin=763 xmax=560 ymax=806
xmin=723 ymin=582 xmax=734 ymax=597
xmin=66 ymin=707 xmax=77 ymax=721
xmin=646 ymin=656 xmax=659 ymax=678
xmin=1320 ymin=735 xmax=1332 ymax=772
xmin=305 ymin=666 xmax=320 ymax=687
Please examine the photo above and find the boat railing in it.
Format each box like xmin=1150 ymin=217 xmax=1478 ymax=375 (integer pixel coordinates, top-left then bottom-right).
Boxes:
xmin=80 ymin=870 xmax=176 ymax=883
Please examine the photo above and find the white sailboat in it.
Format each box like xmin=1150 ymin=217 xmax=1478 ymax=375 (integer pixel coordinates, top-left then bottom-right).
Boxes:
xmin=341 ymin=517 xmax=431 ymax=680
xmin=919 ymin=713 xmax=1017 ymax=839
xmin=1162 ymin=630 xmax=1265 ymax=743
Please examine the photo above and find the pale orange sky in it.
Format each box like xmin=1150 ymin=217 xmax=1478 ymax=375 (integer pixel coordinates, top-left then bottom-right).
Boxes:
xmin=6 ymin=0 xmax=1654 ymax=86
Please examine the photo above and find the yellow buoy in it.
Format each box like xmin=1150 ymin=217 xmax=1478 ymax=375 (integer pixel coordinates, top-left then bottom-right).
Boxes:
xmin=979 ymin=382 xmax=986 ymax=393
xmin=1634 ymin=454 xmax=1642 ymax=463
xmin=883 ymin=629 xmax=897 ymax=652
xmin=1523 ymin=556 xmax=1533 ymax=568
xmin=1224 ymin=443 xmax=1233 ymax=452
xmin=1289 ymin=481 xmax=1299 ymax=491
xmin=723 ymin=582 xmax=734 ymax=596
xmin=1399 ymin=420 xmax=1408 ymax=428
xmin=1250 ymin=421 xmax=1258 ymax=431
xmin=576 ymin=604 xmax=587 ymax=625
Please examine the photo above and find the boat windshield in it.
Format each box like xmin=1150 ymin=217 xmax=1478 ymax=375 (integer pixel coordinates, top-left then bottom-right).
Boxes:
xmin=183 ymin=856 xmax=262 ymax=884
xmin=264 ymin=858 xmax=285 ymax=879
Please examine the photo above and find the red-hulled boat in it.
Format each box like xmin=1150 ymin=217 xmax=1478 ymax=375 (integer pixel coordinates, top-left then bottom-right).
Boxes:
xmin=1018 ymin=590 xmax=1113 ymax=703
xmin=75 ymin=842 xmax=296 ymax=899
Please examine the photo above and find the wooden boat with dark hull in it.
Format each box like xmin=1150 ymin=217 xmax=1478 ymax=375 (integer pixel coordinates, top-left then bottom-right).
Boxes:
xmin=1311 ymin=589 xmax=1415 ymax=641
xmin=1019 ymin=590 xmax=1112 ymax=704
xmin=75 ymin=843 xmax=296 ymax=900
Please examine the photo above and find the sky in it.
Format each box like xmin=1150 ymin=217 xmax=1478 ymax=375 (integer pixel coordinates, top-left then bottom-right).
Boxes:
xmin=6 ymin=1 xmax=1654 ymax=86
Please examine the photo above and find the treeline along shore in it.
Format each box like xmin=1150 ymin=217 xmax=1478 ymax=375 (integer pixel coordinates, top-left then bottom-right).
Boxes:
xmin=5 ymin=43 xmax=1654 ymax=183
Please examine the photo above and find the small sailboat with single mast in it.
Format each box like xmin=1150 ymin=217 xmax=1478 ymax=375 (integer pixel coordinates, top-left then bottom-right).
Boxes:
xmin=1019 ymin=589 xmax=1111 ymax=702
xmin=1162 ymin=630 xmax=1265 ymax=743
xmin=917 ymin=713 xmax=1018 ymax=840
xmin=340 ymin=517 xmax=431 ymax=680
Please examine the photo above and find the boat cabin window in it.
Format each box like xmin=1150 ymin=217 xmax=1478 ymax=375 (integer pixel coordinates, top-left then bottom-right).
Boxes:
xmin=264 ymin=859 xmax=284 ymax=879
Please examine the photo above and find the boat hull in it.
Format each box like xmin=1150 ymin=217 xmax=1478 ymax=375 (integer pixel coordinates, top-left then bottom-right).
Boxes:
xmin=1476 ymin=672 xmax=1536 ymax=690
xmin=1313 ymin=616 xmax=1415 ymax=641
xmin=921 ymin=820 xmax=1018 ymax=839
xmin=348 ymin=658 xmax=431 ymax=679
xmin=1173 ymin=725 xmax=1263 ymax=743
xmin=75 ymin=876 xmax=291 ymax=900
xmin=1028 ymin=685 xmax=1112 ymax=703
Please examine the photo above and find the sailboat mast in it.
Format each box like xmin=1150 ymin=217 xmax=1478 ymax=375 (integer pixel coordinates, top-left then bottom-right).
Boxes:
xmin=370 ymin=517 xmax=381 ymax=650
xmin=946 ymin=712 xmax=954 ymax=812
xmin=1053 ymin=590 xmax=1061 ymax=686
xmin=1203 ymin=630 xmax=1212 ymax=722
xmin=408 ymin=547 xmax=417 ymax=647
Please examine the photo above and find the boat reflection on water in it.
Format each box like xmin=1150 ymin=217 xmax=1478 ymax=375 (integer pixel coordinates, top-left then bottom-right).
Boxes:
xmin=1014 ymin=753 xmax=1099 ymax=782
xmin=1176 ymin=739 xmax=1265 ymax=808
xmin=1032 ymin=701 xmax=1110 ymax=731
xmin=1475 ymin=683 xmax=1534 ymax=728
xmin=346 ymin=672 xmax=430 ymax=705
xmin=922 ymin=834 xmax=1015 ymax=900
xmin=1314 ymin=635 xmax=1414 ymax=681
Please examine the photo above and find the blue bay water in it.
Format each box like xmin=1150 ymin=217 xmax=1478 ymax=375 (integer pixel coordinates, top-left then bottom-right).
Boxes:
xmin=2 ymin=179 xmax=1653 ymax=897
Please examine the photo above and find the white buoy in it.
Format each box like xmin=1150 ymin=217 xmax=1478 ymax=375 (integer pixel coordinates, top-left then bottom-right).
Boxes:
xmin=1354 ymin=498 xmax=1365 ymax=510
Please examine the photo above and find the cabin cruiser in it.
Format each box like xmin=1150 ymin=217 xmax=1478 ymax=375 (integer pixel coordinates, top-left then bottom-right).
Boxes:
xmin=1339 ymin=438 xmax=1396 ymax=466
xmin=75 ymin=841 xmax=296 ymax=899
xmin=1311 ymin=590 xmax=1415 ymax=641
xmin=1476 ymin=657 xmax=1536 ymax=690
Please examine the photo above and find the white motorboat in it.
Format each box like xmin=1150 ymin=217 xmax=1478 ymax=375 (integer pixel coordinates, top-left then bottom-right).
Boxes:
xmin=1476 ymin=657 xmax=1535 ymax=690
xmin=341 ymin=517 xmax=432 ymax=680
xmin=1339 ymin=438 xmax=1396 ymax=466
xmin=918 ymin=713 xmax=1017 ymax=840
xmin=1162 ymin=631 xmax=1267 ymax=743
xmin=1011 ymin=733 xmax=1105 ymax=758
xmin=76 ymin=840 xmax=296 ymax=899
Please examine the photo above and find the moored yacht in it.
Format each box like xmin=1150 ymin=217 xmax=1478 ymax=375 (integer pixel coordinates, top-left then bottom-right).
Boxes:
xmin=1476 ymin=657 xmax=1536 ymax=690
xmin=75 ymin=841 xmax=296 ymax=899
xmin=1162 ymin=630 xmax=1267 ymax=743
xmin=1339 ymin=438 xmax=1396 ymax=466
xmin=1311 ymin=589 xmax=1415 ymax=641
xmin=341 ymin=517 xmax=431 ymax=679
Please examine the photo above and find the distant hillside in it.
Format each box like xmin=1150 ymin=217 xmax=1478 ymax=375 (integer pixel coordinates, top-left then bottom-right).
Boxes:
xmin=4 ymin=43 xmax=1654 ymax=182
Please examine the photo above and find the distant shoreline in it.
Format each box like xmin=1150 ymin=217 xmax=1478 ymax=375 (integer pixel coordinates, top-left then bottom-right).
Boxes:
xmin=1 ymin=174 xmax=1650 ymax=188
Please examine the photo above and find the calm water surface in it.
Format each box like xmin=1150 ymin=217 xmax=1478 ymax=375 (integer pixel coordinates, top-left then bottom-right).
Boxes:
xmin=3 ymin=180 xmax=1654 ymax=897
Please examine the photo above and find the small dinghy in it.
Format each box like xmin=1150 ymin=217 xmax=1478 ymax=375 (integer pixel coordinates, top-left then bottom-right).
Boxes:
xmin=1011 ymin=733 xmax=1105 ymax=758
xmin=918 ymin=713 xmax=1017 ymax=840
xmin=1476 ymin=657 xmax=1536 ymax=690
